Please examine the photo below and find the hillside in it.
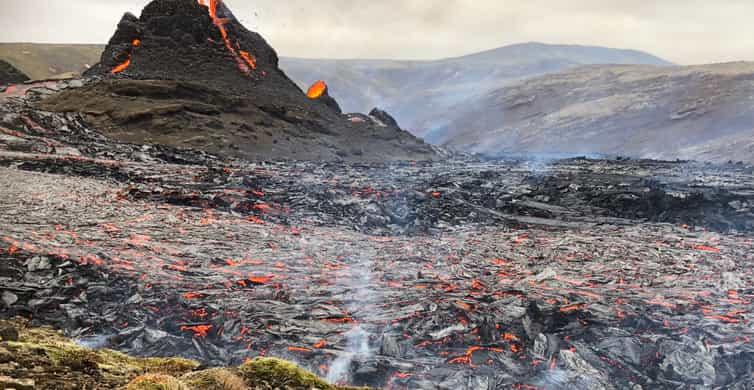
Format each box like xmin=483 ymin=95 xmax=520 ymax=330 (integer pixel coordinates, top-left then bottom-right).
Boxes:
xmin=0 ymin=42 xmax=671 ymax=139
xmin=440 ymin=62 xmax=754 ymax=163
xmin=280 ymin=42 xmax=671 ymax=140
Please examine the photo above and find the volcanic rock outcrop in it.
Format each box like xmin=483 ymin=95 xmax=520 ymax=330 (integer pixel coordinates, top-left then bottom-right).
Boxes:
xmin=0 ymin=60 xmax=30 ymax=86
xmin=41 ymin=0 xmax=435 ymax=161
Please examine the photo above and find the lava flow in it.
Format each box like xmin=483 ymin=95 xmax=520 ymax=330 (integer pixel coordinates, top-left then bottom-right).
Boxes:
xmin=111 ymin=39 xmax=141 ymax=74
xmin=307 ymin=80 xmax=327 ymax=98
xmin=111 ymin=56 xmax=131 ymax=74
xmin=198 ymin=0 xmax=257 ymax=74
xmin=4 ymin=1 xmax=754 ymax=388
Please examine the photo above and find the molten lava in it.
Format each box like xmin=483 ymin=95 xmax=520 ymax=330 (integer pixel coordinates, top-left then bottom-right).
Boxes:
xmin=447 ymin=345 xmax=506 ymax=367
xmin=239 ymin=50 xmax=257 ymax=69
xmin=307 ymin=80 xmax=327 ymax=99
xmin=180 ymin=324 xmax=213 ymax=337
xmin=111 ymin=56 xmax=132 ymax=74
xmin=198 ymin=0 xmax=257 ymax=74
xmin=111 ymin=38 xmax=141 ymax=74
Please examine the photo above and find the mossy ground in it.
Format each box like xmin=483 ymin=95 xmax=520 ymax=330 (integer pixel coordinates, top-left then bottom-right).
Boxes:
xmin=238 ymin=358 xmax=366 ymax=390
xmin=0 ymin=318 xmax=371 ymax=389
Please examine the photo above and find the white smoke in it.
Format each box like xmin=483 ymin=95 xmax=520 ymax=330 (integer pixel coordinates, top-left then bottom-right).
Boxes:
xmin=326 ymin=245 xmax=378 ymax=383
xmin=326 ymin=326 xmax=371 ymax=383
xmin=75 ymin=334 xmax=110 ymax=349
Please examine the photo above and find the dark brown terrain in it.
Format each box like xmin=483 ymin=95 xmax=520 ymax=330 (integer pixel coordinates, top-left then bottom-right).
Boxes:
xmin=35 ymin=0 xmax=436 ymax=162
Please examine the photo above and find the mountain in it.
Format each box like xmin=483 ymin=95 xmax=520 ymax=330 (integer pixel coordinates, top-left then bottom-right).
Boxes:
xmin=279 ymin=42 xmax=672 ymax=141
xmin=35 ymin=0 xmax=436 ymax=162
xmin=439 ymin=62 xmax=754 ymax=163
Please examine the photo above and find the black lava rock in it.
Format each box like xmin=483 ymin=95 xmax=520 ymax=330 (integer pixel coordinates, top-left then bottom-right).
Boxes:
xmin=369 ymin=108 xmax=400 ymax=128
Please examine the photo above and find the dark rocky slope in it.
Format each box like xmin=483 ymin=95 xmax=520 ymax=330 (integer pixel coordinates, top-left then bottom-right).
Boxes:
xmin=38 ymin=0 xmax=436 ymax=162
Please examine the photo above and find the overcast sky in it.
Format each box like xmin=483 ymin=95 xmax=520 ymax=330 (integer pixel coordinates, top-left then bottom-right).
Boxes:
xmin=2 ymin=0 xmax=753 ymax=65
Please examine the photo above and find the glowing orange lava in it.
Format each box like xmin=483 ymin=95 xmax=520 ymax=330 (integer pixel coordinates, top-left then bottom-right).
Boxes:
xmin=181 ymin=324 xmax=213 ymax=337
xmin=111 ymin=38 xmax=141 ymax=74
xmin=447 ymin=345 xmax=505 ymax=367
xmin=249 ymin=275 xmax=273 ymax=284
xmin=559 ymin=303 xmax=586 ymax=312
xmin=198 ymin=0 xmax=256 ymax=74
xmin=239 ymin=50 xmax=257 ymax=69
xmin=706 ymin=315 xmax=743 ymax=323
xmin=307 ymin=80 xmax=327 ymax=99
xmin=111 ymin=55 xmax=132 ymax=74
xmin=692 ymin=244 xmax=721 ymax=252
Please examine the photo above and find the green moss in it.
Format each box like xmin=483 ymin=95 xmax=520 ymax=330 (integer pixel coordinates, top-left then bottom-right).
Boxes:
xmin=238 ymin=357 xmax=335 ymax=390
xmin=0 ymin=319 xmax=369 ymax=390
xmin=121 ymin=374 xmax=188 ymax=390
xmin=46 ymin=343 xmax=101 ymax=372
xmin=181 ymin=368 xmax=247 ymax=390
xmin=141 ymin=357 xmax=201 ymax=376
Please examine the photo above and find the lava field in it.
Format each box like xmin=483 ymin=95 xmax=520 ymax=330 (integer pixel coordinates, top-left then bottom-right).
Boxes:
xmin=2 ymin=78 xmax=754 ymax=389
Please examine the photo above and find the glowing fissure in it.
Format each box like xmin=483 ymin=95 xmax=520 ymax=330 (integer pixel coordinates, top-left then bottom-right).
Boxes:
xmin=198 ymin=0 xmax=257 ymax=74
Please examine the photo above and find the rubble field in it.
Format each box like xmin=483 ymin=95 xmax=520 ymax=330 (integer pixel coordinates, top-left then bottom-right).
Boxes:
xmin=1 ymin=82 xmax=754 ymax=389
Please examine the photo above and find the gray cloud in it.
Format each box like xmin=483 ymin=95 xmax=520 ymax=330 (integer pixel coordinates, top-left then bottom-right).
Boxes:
xmin=1 ymin=0 xmax=753 ymax=64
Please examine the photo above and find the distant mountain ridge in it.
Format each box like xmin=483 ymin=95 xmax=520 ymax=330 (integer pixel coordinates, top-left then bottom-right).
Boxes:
xmin=444 ymin=42 xmax=671 ymax=65
xmin=440 ymin=62 xmax=754 ymax=163
xmin=279 ymin=42 xmax=672 ymax=141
